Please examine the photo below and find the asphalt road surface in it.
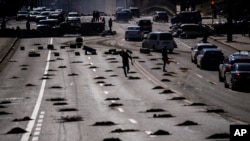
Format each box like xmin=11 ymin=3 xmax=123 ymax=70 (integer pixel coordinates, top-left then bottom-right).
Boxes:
xmin=0 ymin=16 xmax=249 ymax=141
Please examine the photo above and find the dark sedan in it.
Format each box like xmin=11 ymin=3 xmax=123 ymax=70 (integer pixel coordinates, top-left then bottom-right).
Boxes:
xmin=224 ymin=63 xmax=250 ymax=90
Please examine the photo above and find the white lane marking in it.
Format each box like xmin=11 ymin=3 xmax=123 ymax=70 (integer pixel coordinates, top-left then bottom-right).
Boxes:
xmin=117 ymin=108 xmax=124 ymax=113
xmin=88 ymin=57 xmax=91 ymax=60
xmin=35 ymin=127 xmax=41 ymax=131
xmin=175 ymin=38 xmax=192 ymax=49
xmin=129 ymin=119 xmax=138 ymax=124
xmin=145 ymin=131 xmax=153 ymax=135
xmin=33 ymin=131 xmax=40 ymax=136
xmin=111 ymin=100 xmax=116 ymax=103
xmin=37 ymin=119 xmax=43 ymax=123
xmin=39 ymin=115 xmax=44 ymax=119
xmin=195 ymin=73 xmax=203 ymax=78
xmin=40 ymin=111 xmax=45 ymax=115
xmin=103 ymin=91 xmax=109 ymax=95
xmin=32 ymin=137 xmax=39 ymax=141
xmin=36 ymin=123 xmax=42 ymax=127
xmin=93 ymin=69 xmax=96 ymax=72
xmin=20 ymin=38 xmax=52 ymax=141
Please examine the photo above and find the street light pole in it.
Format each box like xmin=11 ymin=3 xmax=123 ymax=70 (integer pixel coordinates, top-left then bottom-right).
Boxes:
xmin=227 ymin=0 xmax=233 ymax=41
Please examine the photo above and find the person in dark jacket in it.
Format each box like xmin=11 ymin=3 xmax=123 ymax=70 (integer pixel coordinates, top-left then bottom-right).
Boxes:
xmin=120 ymin=49 xmax=133 ymax=77
xmin=162 ymin=46 xmax=169 ymax=72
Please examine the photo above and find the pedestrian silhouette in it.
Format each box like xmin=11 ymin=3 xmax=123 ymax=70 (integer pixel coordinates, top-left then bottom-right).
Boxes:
xmin=120 ymin=49 xmax=133 ymax=77
xmin=162 ymin=46 xmax=169 ymax=72
xmin=108 ymin=18 xmax=113 ymax=32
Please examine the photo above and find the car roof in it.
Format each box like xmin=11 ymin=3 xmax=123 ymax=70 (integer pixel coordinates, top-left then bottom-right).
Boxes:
xmin=233 ymin=63 xmax=250 ymax=67
xmin=196 ymin=43 xmax=216 ymax=46
xmin=149 ymin=31 xmax=171 ymax=34
xmin=127 ymin=25 xmax=140 ymax=28
xmin=202 ymin=48 xmax=222 ymax=52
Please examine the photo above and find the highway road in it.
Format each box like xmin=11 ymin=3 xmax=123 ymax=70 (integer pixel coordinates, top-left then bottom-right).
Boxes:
xmin=0 ymin=16 xmax=249 ymax=141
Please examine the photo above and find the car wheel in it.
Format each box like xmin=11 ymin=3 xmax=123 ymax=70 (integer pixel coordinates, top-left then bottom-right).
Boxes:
xmin=231 ymin=81 xmax=238 ymax=91
xmin=200 ymin=63 xmax=204 ymax=69
xmin=224 ymin=81 xmax=229 ymax=88
xmin=218 ymin=72 xmax=224 ymax=82
xmin=191 ymin=56 xmax=194 ymax=63
xmin=168 ymin=49 xmax=173 ymax=53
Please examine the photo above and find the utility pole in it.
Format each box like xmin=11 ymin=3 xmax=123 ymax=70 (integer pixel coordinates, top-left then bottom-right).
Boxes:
xmin=227 ymin=0 xmax=233 ymax=41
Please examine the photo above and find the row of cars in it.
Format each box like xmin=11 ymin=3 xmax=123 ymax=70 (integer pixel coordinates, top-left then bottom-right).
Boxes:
xmin=191 ymin=42 xmax=250 ymax=91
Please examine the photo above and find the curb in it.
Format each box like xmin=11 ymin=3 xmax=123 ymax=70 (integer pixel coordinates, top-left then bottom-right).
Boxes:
xmin=0 ymin=38 xmax=19 ymax=63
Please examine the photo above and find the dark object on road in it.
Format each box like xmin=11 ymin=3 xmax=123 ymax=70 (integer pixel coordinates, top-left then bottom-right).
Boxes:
xmin=47 ymin=44 xmax=54 ymax=50
xmin=54 ymin=52 xmax=60 ymax=56
xmin=176 ymin=120 xmax=199 ymax=126
xmin=6 ymin=127 xmax=27 ymax=134
xmin=20 ymin=46 xmax=25 ymax=50
xmin=140 ymin=48 xmax=150 ymax=54
xmin=151 ymin=129 xmax=171 ymax=135
xmin=83 ymin=45 xmax=97 ymax=55
xmin=28 ymin=51 xmax=40 ymax=57
xmin=206 ymin=133 xmax=230 ymax=139
xmin=75 ymin=52 xmax=80 ymax=56
xmin=93 ymin=121 xmax=116 ymax=126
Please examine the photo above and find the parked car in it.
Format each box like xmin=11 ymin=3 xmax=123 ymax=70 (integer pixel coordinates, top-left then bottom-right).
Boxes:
xmin=16 ymin=11 xmax=29 ymax=21
xmin=171 ymin=11 xmax=201 ymax=24
xmin=191 ymin=43 xmax=218 ymax=64
xmin=218 ymin=51 xmax=250 ymax=82
xmin=28 ymin=11 xmax=40 ymax=22
xmin=35 ymin=11 xmax=51 ymax=23
xmin=116 ymin=11 xmax=130 ymax=22
xmin=125 ymin=25 xmax=144 ymax=41
xmin=153 ymin=11 xmax=168 ymax=22
xmin=142 ymin=31 xmax=177 ymax=52
xmin=196 ymin=48 xmax=224 ymax=69
xmin=172 ymin=23 xmax=211 ymax=39
xmin=137 ymin=19 xmax=152 ymax=33
xmin=224 ymin=63 xmax=250 ymax=90
xmin=66 ymin=12 xmax=81 ymax=21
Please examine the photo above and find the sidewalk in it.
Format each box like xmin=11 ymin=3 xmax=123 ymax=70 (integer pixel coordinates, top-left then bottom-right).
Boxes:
xmin=209 ymin=34 xmax=250 ymax=51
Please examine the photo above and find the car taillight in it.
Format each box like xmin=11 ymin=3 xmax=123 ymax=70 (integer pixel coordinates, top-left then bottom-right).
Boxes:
xmin=235 ymin=73 xmax=241 ymax=79
xmin=227 ymin=65 xmax=232 ymax=71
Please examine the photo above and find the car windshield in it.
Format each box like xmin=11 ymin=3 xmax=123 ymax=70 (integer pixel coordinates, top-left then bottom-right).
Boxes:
xmin=233 ymin=59 xmax=250 ymax=64
xmin=128 ymin=26 xmax=140 ymax=30
xmin=18 ymin=11 xmax=28 ymax=14
xmin=139 ymin=20 xmax=151 ymax=26
xmin=205 ymin=51 xmax=222 ymax=57
xmin=158 ymin=13 xmax=167 ymax=17
xmin=198 ymin=45 xmax=217 ymax=50
xmin=159 ymin=33 xmax=173 ymax=40
xmin=238 ymin=64 xmax=250 ymax=71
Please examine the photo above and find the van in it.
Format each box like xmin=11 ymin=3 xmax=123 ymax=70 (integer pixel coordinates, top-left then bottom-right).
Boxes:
xmin=138 ymin=19 xmax=152 ymax=33
xmin=142 ymin=32 xmax=177 ymax=52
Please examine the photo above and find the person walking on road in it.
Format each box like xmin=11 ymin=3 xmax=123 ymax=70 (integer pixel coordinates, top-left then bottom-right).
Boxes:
xmin=162 ymin=46 xmax=169 ymax=72
xmin=108 ymin=18 xmax=113 ymax=32
xmin=120 ymin=49 xmax=133 ymax=77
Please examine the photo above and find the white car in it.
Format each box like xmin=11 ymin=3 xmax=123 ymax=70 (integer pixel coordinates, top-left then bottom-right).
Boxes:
xmin=66 ymin=12 xmax=81 ymax=21
xmin=142 ymin=31 xmax=177 ymax=52
xmin=191 ymin=43 xmax=218 ymax=64
xmin=125 ymin=25 xmax=144 ymax=41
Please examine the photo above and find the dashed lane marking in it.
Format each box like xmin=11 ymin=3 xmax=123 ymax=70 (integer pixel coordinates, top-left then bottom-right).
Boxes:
xmin=20 ymin=38 xmax=52 ymax=141
xmin=129 ymin=119 xmax=138 ymax=124
xmin=117 ymin=108 xmax=124 ymax=113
